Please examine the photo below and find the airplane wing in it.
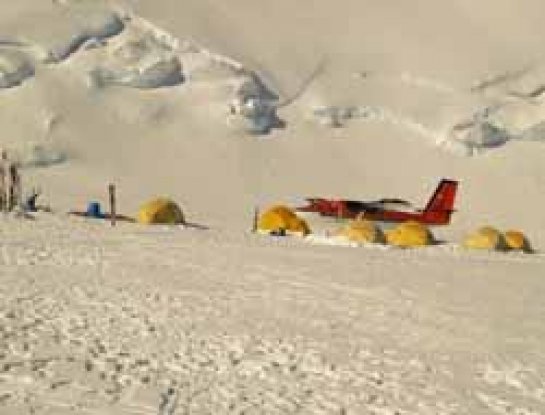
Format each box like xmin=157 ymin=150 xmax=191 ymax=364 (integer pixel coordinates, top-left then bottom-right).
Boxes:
xmin=297 ymin=197 xmax=419 ymax=217
xmin=371 ymin=198 xmax=413 ymax=207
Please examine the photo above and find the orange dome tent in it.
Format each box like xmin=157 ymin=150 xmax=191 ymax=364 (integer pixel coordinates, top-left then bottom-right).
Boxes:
xmin=137 ymin=198 xmax=185 ymax=225
xmin=385 ymin=220 xmax=434 ymax=247
xmin=336 ymin=219 xmax=385 ymax=244
xmin=503 ymin=230 xmax=532 ymax=253
xmin=462 ymin=226 xmax=507 ymax=251
xmin=257 ymin=205 xmax=310 ymax=236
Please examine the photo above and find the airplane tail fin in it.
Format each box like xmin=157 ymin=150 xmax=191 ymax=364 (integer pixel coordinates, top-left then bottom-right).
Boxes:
xmin=422 ymin=179 xmax=458 ymax=224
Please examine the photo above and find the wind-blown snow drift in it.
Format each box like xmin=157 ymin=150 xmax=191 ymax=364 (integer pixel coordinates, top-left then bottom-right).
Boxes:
xmin=0 ymin=48 xmax=34 ymax=88
xmin=1 ymin=5 xmax=124 ymax=63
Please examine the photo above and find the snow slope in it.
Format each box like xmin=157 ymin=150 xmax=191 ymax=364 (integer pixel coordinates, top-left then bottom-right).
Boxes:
xmin=1 ymin=0 xmax=545 ymax=413
xmin=0 ymin=0 xmax=543 ymax=244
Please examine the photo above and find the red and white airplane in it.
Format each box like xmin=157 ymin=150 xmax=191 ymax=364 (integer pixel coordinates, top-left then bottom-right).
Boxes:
xmin=296 ymin=179 xmax=458 ymax=225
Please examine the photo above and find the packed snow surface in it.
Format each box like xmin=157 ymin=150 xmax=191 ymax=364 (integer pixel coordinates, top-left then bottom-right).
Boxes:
xmin=0 ymin=215 xmax=544 ymax=414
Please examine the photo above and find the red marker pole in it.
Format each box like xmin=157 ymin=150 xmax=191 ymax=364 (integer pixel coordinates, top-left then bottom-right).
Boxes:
xmin=108 ymin=183 xmax=116 ymax=227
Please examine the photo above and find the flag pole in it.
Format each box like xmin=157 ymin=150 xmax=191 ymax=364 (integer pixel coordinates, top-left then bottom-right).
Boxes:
xmin=252 ymin=205 xmax=259 ymax=232
xmin=108 ymin=183 xmax=116 ymax=227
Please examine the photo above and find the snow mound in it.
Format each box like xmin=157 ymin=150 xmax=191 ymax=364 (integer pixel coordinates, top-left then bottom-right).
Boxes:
xmin=83 ymin=14 xmax=183 ymax=89
xmin=443 ymin=119 xmax=511 ymax=156
xmin=312 ymin=106 xmax=373 ymax=128
xmin=21 ymin=143 xmax=67 ymax=168
xmin=155 ymin=36 xmax=285 ymax=133
xmin=311 ymin=64 xmax=545 ymax=155
xmin=176 ymin=41 xmax=284 ymax=134
xmin=4 ymin=142 xmax=67 ymax=169
xmin=306 ymin=233 xmax=391 ymax=250
xmin=37 ymin=8 xmax=123 ymax=63
xmin=520 ymin=121 xmax=545 ymax=141
xmin=0 ymin=48 xmax=34 ymax=88
xmin=313 ymin=104 xmax=444 ymax=146
xmin=227 ymin=72 xmax=284 ymax=134
xmin=1 ymin=5 xmax=124 ymax=63
xmin=179 ymin=40 xmax=245 ymax=82
xmin=89 ymin=35 xmax=183 ymax=89
xmin=312 ymin=103 xmax=517 ymax=156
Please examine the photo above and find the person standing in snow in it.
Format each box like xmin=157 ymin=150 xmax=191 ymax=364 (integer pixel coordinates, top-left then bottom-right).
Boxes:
xmin=9 ymin=161 xmax=22 ymax=211
xmin=0 ymin=150 xmax=8 ymax=212
xmin=0 ymin=150 xmax=22 ymax=212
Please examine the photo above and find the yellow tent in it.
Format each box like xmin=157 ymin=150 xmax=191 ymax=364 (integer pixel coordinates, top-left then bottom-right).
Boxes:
xmin=336 ymin=219 xmax=385 ymax=244
xmin=503 ymin=230 xmax=532 ymax=253
xmin=462 ymin=226 xmax=507 ymax=251
xmin=257 ymin=205 xmax=310 ymax=236
xmin=385 ymin=221 xmax=434 ymax=247
xmin=137 ymin=198 xmax=185 ymax=225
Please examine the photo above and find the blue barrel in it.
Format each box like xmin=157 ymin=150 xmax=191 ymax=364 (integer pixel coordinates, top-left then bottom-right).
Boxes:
xmin=86 ymin=201 xmax=104 ymax=218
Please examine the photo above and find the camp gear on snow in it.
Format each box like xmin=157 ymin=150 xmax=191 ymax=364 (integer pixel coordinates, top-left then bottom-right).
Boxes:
xmin=67 ymin=202 xmax=106 ymax=219
xmin=86 ymin=201 xmax=105 ymax=219
xmin=24 ymin=191 xmax=40 ymax=212
xmin=270 ymin=228 xmax=287 ymax=237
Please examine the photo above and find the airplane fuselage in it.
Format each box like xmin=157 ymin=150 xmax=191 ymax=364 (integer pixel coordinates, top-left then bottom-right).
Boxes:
xmin=296 ymin=179 xmax=458 ymax=226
